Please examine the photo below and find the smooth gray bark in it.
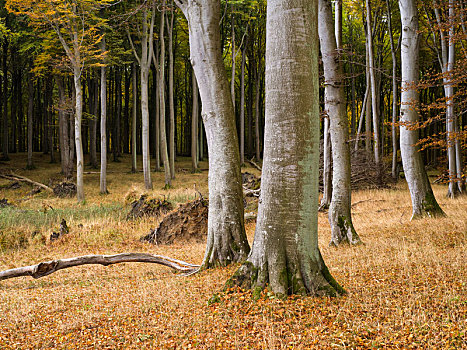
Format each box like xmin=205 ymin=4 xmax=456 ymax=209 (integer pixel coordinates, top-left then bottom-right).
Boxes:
xmin=240 ymin=47 xmax=246 ymax=165
xmin=365 ymin=0 xmax=380 ymax=165
xmin=191 ymin=69 xmax=199 ymax=172
xmin=128 ymin=3 xmax=155 ymax=190
xmin=387 ymin=0 xmax=399 ymax=180
xmin=320 ymin=118 xmax=332 ymax=210
xmin=228 ymin=0 xmax=343 ymax=296
xmin=175 ymin=0 xmax=250 ymax=267
xmin=399 ymin=0 xmax=444 ymax=219
xmin=167 ymin=7 xmax=176 ymax=180
xmin=159 ymin=4 xmax=172 ymax=188
xmin=131 ymin=62 xmax=137 ymax=173
xmin=318 ymin=0 xmax=361 ymax=246
xmin=73 ymin=68 xmax=85 ymax=202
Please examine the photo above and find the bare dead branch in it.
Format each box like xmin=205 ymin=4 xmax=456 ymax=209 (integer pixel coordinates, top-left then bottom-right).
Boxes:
xmin=0 ymin=173 xmax=53 ymax=192
xmin=247 ymin=158 xmax=262 ymax=171
xmin=0 ymin=253 xmax=200 ymax=281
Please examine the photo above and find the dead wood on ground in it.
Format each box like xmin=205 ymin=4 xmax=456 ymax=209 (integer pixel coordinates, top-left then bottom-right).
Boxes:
xmin=0 ymin=253 xmax=200 ymax=281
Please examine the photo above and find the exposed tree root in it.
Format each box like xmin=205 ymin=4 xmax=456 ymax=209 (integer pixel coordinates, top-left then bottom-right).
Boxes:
xmin=0 ymin=253 xmax=200 ymax=281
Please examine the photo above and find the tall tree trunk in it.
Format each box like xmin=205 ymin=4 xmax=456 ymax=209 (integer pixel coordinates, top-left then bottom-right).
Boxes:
xmin=89 ymin=76 xmax=98 ymax=168
xmin=254 ymin=64 xmax=261 ymax=161
xmin=123 ymin=66 xmax=130 ymax=155
xmin=191 ymin=69 xmax=199 ymax=172
xmin=153 ymin=43 xmax=161 ymax=172
xmin=240 ymin=46 xmax=246 ymax=165
xmin=230 ymin=8 xmax=236 ymax=114
xmin=73 ymin=68 xmax=85 ymax=202
xmin=100 ymin=37 xmax=108 ymax=194
xmin=228 ymin=0 xmax=343 ymax=296
xmin=320 ymin=119 xmax=332 ymax=210
xmin=387 ymin=0 xmax=399 ymax=180
xmin=167 ymin=7 xmax=176 ymax=179
xmin=365 ymin=0 xmax=380 ymax=165
xmin=2 ymin=38 xmax=9 ymax=160
xmin=131 ymin=62 xmax=138 ymax=173
xmin=399 ymin=0 xmax=444 ymax=219
xmin=47 ymin=77 xmax=55 ymax=163
xmin=159 ymin=4 xmax=172 ymax=188
xmin=318 ymin=0 xmax=361 ymax=246
xmin=175 ymin=0 xmax=250 ymax=267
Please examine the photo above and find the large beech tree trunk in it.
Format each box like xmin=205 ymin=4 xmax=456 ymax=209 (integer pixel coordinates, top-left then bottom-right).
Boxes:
xmin=399 ymin=0 xmax=444 ymax=219
xmin=228 ymin=0 xmax=343 ymax=296
xmin=175 ymin=0 xmax=250 ymax=268
xmin=318 ymin=0 xmax=361 ymax=246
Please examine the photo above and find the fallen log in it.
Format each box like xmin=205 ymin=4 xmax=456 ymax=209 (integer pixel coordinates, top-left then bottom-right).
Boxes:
xmin=0 ymin=253 xmax=200 ymax=281
xmin=0 ymin=173 xmax=53 ymax=192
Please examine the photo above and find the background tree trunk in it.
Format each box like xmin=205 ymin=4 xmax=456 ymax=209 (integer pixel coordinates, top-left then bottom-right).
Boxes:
xmin=318 ymin=0 xmax=361 ymax=246
xmin=176 ymin=0 xmax=250 ymax=268
xmin=100 ymin=37 xmax=108 ymax=194
xmin=399 ymin=0 xmax=444 ymax=219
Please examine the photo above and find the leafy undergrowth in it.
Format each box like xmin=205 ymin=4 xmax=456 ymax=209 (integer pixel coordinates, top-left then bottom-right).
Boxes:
xmin=0 ymin=153 xmax=465 ymax=349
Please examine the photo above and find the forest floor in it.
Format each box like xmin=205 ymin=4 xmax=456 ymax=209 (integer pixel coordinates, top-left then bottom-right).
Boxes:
xmin=0 ymin=153 xmax=465 ymax=349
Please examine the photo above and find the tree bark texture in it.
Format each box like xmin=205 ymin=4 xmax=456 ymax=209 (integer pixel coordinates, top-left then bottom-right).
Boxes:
xmin=318 ymin=0 xmax=361 ymax=246
xmin=159 ymin=4 xmax=172 ymax=188
xmin=176 ymin=0 xmax=250 ymax=268
xmin=228 ymin=0 xmax=343 ymax=296
xmin=399 ymin=0 xmax=444 ymax=219
xmin=191 ymin=69 xmax=199 ymax=172
xmin=365 ymin=0 xmax=381 ymax=165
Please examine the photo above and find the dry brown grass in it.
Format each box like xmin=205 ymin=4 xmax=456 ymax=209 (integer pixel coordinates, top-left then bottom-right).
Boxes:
xmin=0 ymin=153 xmax=465 ymax=349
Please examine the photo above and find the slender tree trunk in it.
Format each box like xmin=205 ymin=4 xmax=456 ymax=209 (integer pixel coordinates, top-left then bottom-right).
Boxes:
xmin=230 ymin=8 xmax=236 ymax=114
xmin=153 ymin=43 xmax=161 ymax=172
xmin=318 ymin=0 xmax=361 ymax=245
xmin=366 ymin=0 xmax=380 ymax=165
xmin=159 ymin=4 xmax=172 ymax=188
xmin=240 ymin=47 xmax=246 ymax=165
xmin=89 ymin=76 xmax=98 ymax=168
xmin=255 ymin=65 xmax=261 ymax=161
xmin=100 ymin=37 xmax=108 ymax=194
xmin=387 ymin=0 xmax=399 ymax=180
xmin=131 ymin=62 xmax=137 ymax=173
xmin=2 ymin=38 xmax=9 ymax=160
xmin=320 ymin=118 xmax=332 ymax=210
xmin=176 ymin=0 xmax=250 ymax=267
xmin=365 ymin=45 xmax=372 ymax=155
xmin=399 ymin=0 xmax=444 ymax=219
xmin=228 ymin=0 xmax=343 ymax=296
xmin=167 ymin=7 xmax=176 ymax=179
xmin=73 ymin=68 xmax=85 ymax=202
xmin=191 ymin=69 xmax=199 ymax=172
